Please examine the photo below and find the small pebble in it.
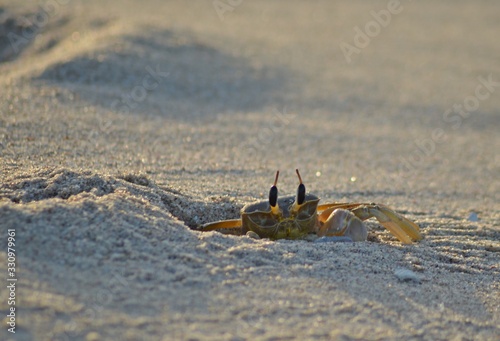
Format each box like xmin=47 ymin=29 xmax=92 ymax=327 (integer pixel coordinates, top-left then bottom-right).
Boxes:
xmin=245 ymin=231 xmax=260 ymax=239
xmin=394 ymin=268 xmax=421 ymax=283
xmin=468 ymin=212 xmax=479 ymax=222
xmin=314 ymin=236 xmax=354 ymax=243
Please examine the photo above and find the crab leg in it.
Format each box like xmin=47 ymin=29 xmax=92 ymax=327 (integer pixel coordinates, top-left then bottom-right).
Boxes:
xmin=317 ymin=203 xmax=363 ymax=222
xmin=317 ymin=203 xmax=422 ymax=244
xmin=199 ymin=219 xmax=242 ymax=232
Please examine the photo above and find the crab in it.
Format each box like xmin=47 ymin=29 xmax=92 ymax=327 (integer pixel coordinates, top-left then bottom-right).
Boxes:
xmin=199 ymin=170 xmax=423 ymax=244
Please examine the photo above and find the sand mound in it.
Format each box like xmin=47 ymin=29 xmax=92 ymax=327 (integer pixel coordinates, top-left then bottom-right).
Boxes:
xmin=1 ymin=167 xmax=498 ymax=339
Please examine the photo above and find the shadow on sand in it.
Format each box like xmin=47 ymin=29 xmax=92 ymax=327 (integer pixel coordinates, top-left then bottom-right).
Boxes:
xmin=36 ymin=26 xmax=291 ymax=121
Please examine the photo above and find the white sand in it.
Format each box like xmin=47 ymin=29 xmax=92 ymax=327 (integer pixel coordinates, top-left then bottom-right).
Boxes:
xmin=0 ymin=1 xmax=499 ymax=340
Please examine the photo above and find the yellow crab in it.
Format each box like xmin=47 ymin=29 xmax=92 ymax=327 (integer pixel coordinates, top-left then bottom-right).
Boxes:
xmin=199 ymin=170 xmax=423 ymax=244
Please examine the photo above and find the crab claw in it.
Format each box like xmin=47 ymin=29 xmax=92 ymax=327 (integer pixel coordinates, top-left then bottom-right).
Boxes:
xmin=351 ymin=204 xmax=423 ymax=244
xmin=317 ymin=208 xmax=368 ymax=242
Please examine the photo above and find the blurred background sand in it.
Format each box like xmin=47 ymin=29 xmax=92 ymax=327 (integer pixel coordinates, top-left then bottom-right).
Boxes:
xmin=0 ymin=1 xmax=499 ymax=340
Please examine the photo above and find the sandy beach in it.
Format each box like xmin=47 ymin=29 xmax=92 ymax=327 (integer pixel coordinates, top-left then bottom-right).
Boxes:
xmin=0 ymin=1 xmax=499 ymax=340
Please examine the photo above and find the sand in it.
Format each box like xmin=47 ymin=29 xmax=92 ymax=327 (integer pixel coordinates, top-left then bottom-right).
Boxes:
xmin=0 ymin=1 xmax=499 ymax=340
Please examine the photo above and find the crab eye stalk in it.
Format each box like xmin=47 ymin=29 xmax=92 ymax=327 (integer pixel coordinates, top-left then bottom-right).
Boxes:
xmin=269 ymin=171 xmax=280 ymax=214
xmin=295 ymin=169 xmax=306 ymax=205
